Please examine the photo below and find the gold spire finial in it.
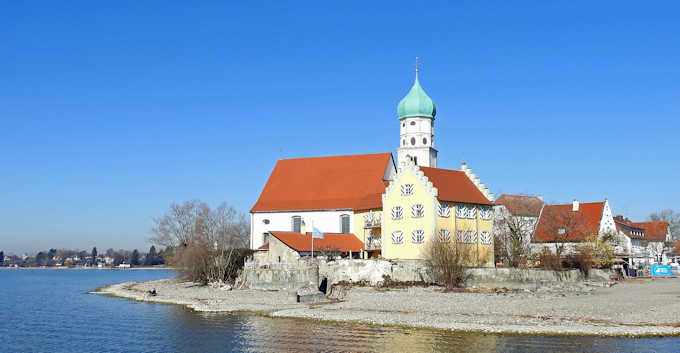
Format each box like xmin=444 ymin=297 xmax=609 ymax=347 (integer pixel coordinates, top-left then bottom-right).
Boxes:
xmin=415 ymin=56 xmax=419 ymax=73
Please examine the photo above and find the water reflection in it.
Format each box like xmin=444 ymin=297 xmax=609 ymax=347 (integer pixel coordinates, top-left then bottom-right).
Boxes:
xmin=159 ymin=309 xmax=676 ymax=353
xmin=1 ymin=270 xmax=676 ymax=353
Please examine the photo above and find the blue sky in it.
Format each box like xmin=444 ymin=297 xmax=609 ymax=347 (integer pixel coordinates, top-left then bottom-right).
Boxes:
xmin=1 ymin=1 xmax=679 ymax=254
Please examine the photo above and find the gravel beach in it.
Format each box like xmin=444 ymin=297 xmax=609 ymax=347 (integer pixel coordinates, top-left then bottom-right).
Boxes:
xmin=96 ymin=277 xmax=680 ymax=337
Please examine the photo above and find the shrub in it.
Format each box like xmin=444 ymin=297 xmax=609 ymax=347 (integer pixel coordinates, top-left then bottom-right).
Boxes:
xmin=425 ymin=241 xmax=472 ymax=288
xmin=174 ymin=244 xmax=253 ymax=285
xmin=538 ymin=247 xmax=562 ymax=271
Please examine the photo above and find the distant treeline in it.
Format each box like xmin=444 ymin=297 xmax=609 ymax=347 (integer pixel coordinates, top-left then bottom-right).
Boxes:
xmin=0 ymin=246 xmax=173 ymax=268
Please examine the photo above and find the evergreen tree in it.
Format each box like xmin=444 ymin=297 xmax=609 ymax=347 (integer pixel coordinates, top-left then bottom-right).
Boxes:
xmin=130 ymin=249 xmax=140 ymax=266
xmin=48 ymin=248 xmax=57 ymax=259
xmin=91 ymin=247 xmax=98 ymax=264
xmin=0 ymin=250 xmax=4 ymax=263
xmin=36 ymin=252 xmax=49 ymax=266
xmin=145 ymin=246 xmax=157 ymax=266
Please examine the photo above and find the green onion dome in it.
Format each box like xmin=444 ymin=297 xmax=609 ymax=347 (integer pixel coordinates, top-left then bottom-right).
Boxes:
xmin=397 ymin=73 xmax=436 ymax=119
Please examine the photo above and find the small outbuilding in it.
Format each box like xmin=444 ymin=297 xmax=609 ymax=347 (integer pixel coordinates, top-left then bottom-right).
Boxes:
xmin=260 ymin=231 xmax=364 ymax=264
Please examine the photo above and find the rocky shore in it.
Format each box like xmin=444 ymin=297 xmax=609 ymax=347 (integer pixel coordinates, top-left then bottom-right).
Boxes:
xmin=95 ymin=277 xmax=680 ymax=337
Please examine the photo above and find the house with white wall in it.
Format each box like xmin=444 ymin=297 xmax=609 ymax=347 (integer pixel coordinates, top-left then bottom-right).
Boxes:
xmin=531 ymin=199 xmax=616 ymax=256
xmin=493 ymin=194 xmax=544 ymax=258
xmin=631 ymin=221 xmax=672 ymax=264
xmin=249 ymin=152 xmax=396 ymax=250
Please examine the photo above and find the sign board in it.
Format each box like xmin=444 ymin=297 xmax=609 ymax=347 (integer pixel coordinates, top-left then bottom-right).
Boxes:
xmin=651 ymin=265 xmax=673 ymax=277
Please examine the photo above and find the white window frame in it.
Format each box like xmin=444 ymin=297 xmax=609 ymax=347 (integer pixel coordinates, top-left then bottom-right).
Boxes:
xmin=391 ymin=231 xmax=404 ymax=244
xmin=411 ymin=204 xmax=425 ymax=218
xmin=438 ymin=229 xmax=451 ymax=242
xmin=437 ymin=203 xmax=451 ymax=218
xmin=391 ymin=206 xmax=403 ymax=220
xmin=401 ymin=184 xmax=414 ymax=196
xmin=412 ymin=229 xmax=425 ymax=244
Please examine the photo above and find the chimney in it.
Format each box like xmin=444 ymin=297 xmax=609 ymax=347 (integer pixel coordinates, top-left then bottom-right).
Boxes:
xmin=572 ymin=199 xmax=579 ymax=212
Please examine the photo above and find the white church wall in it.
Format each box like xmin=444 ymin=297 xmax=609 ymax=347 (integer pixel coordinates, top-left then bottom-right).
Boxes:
xmin=250 ymin=210 xmax=355 ymax=249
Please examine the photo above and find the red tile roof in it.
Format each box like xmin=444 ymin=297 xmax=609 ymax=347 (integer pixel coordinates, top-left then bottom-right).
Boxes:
xmin=251 ymin=153 xmax=393 ymax=212
xmin=533 ymin=202 xmax=604 ymax=242
xmin=269 ymin=231 xmax=364 ymax=252
xmin=631 ymin=221 xmax=670 ymax=242
xmin=420 ymin=167 xmax=493 ymax=205
xmin=614 ymin=217 xmax=645 ymax=240
xmin=495 ymin=194 xmax=543 ymax=217
xmin=672 ymin=241 xmax=680 ymax=256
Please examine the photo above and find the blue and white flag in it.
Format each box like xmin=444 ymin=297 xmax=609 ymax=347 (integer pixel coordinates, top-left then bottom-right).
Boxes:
xmin=312 ymin=227 xmax=324 ymax=239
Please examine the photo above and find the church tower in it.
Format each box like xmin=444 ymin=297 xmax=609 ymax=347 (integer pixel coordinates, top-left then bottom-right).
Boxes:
xmin=397 ymin=63 xmax=437 ymax=168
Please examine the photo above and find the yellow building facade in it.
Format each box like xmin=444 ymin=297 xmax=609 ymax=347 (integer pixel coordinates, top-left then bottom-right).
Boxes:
xmin=381 ymin=158 xmax=495 ymax=266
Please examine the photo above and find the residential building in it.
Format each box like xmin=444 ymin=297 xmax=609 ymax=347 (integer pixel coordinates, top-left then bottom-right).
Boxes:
xmin=632 ymin=221 xmax=672 ymax=264
xmin=493 ymin=194 xmax=544 ymax=259
xmin=381 ymin=158 xmax=495 ymax=265
xmin=613 ymin=216 xmax=648 ymax=268
xmin=531 ymin=199 xmax=616 ymax=255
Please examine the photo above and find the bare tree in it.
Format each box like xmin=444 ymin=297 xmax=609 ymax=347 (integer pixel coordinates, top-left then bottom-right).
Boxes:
xmin=539 ymin=207 xmax=589 ymax=258
xmin=425 ymin=241 xmax=473 ymax=288
xmin=150 ymin=200 xmax=250 ymax=284
xmin=648 ymin=209 xmax=680 ymax=241
xmin=493 ymin=208 xmax=538 ymax=267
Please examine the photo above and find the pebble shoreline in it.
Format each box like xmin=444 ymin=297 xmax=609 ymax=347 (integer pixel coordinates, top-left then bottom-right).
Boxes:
xmin=95 ymin=277 xmax=680 ymax=337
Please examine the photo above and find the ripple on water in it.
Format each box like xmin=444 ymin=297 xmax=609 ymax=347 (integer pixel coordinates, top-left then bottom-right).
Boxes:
xmin=0 ymin=269 xmax=677 ymax=353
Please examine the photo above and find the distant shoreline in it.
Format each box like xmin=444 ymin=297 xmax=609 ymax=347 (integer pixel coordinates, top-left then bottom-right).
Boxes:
xmin=0 ymin=266 xmax=174 ymax=271
xmin=95 ymin=277 xmax=680 ymax=337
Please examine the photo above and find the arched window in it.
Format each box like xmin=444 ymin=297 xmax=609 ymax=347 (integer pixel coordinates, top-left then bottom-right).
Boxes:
xmin=291 ymin=216 xmax=301 ymax=233
xmin=423 ymin=138 xmax=427 ymax=145
xmin=340 ymin=214 xmax=350 ymax=233
xmin=410 ymin=137 xmax=415 ymax=145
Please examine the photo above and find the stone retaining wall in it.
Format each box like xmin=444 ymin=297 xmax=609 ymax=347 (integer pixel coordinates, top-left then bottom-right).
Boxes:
xmin=239 ymin=258 xmax=613 ymax=290
xmin=238 ymin=264 xmax=318 ymax=290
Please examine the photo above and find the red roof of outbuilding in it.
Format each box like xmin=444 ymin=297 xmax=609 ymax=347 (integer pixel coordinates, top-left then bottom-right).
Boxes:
xmin=672 ymin=242 xmax=680 ymax=256
xmin=420 ymin=167 xmax=492 ymax=205
xmin=269 ymin=232 xmax=364 ymax=252
xmin=495 ymin=194 xmax=544 ymax=217
xmin=251 ymin=153 xmax=393 ymax=212
xmin=631 ymin=221 xmax=670 ymax=242
xmin=533 ymin=202 xmax=604 ymax=243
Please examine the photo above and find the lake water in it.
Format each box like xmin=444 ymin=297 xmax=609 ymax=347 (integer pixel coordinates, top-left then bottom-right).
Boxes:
xmin=0 ymin=269 xmax=677 ymax=353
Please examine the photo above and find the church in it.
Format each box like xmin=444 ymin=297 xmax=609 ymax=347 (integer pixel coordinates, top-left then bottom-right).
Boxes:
xmin=250 ymin=68 xmax=495 ymax=265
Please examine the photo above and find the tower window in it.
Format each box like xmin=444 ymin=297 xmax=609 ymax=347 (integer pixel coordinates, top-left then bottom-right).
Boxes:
xmin=402 ymin=123 xmax=405 ymax=127
xmin=402 ymin=139 xmax=405 ymax=146
xmin=410 ymin=121 xmax=416 ymax=126
xmin=423 ymin=138 xmax=427 ymax=145
xmin=410 ymin=137 xmax=415 ymax=145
